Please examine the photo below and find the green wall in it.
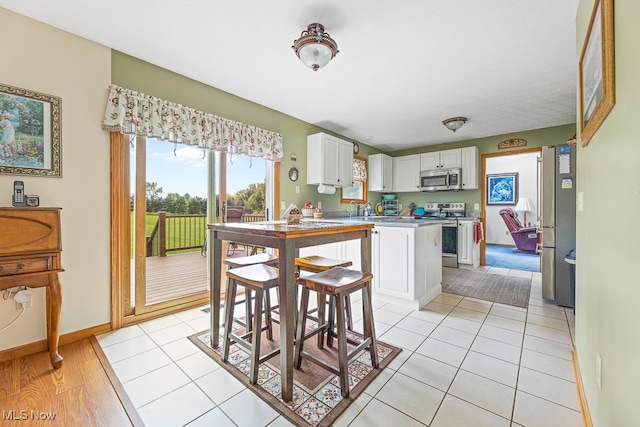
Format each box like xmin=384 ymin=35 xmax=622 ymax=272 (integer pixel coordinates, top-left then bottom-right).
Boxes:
xmin=111 ymin=51 xmax=381 ymax=214
xmin=574 ymin=1 xmax=640 ymax=426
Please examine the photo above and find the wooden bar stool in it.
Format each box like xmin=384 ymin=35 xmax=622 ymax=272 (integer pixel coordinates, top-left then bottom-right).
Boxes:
xmin=295 ymin=255 xmax=354 ymax=341
xmin=294 ymin=267 xmax=378 ymax=398
xmin=221 ymin=263 xmax=281 ymax=384
xmin=224 ymin=253 xmax=278 ymax=332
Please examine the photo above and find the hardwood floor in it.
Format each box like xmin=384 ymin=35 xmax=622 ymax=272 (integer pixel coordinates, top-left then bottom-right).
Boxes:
xmin=0 ymin=338 xmax=138 ymax=427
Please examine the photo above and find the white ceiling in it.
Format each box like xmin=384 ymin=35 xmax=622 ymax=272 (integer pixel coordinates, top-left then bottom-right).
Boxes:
xmin=0 ymin=0 xmax=579 ymax=151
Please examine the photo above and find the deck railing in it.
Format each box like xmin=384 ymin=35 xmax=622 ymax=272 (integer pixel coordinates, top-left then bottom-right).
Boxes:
xmin=146 ymin=211 xmax=266 ymax=256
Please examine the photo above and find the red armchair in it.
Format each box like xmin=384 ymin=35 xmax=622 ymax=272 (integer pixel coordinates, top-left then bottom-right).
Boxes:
xmin=499 ymin=208 xmax=539 ymax=254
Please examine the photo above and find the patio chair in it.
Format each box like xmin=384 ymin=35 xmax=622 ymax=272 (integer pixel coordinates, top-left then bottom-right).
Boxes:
xmin=226 ymin=206 xmax=246 ymax=256
xmin=499 ymin=208 xmax=539 ymax=254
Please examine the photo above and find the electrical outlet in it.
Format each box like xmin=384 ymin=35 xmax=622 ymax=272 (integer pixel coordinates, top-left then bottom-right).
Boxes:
xmin=577 ymin=191 xmax=584 ymax=211
xmin=15 ymin=299 xmax=32 ymax=310
xmin=474 ymin=203 xmax=480 ymax=210
xmin=281 ymin=201 xmax=286 ymax=210
xmin=317 ymin=202 xmax=322 ymax=210
xmin=14 ymin=289 xmax=33 ymax=310
xmin=295 ymin=185 xmax=300 ymax=194
xmin=596 ymin=352 xmax=602 ymax=389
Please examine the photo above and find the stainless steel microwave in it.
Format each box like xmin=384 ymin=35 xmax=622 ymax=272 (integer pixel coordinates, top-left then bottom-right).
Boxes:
xmin=419 ymin=168 xmax=461 ymax=191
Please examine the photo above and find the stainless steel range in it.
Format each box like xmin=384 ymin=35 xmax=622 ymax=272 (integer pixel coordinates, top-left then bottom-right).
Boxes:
xmin=423 ymin=203 xmax=466 ymax=268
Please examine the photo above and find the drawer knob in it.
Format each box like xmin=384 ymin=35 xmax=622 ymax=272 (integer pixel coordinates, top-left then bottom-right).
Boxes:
xmin=16 ymin=263 xmax=25 ymax=272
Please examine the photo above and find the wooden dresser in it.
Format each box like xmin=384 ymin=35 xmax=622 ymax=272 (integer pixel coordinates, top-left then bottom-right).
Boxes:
xmin=0 ymin=207 xmax=64 ymax=368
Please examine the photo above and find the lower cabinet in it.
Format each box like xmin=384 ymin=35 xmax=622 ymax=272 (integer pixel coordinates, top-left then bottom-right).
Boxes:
xmin=372 ymin=225 xmax=442 ymax=309
xmin=458 ymin=220 xmax=480 ymax=268
xmin=299 ymin=224 xmax=443 ymax=310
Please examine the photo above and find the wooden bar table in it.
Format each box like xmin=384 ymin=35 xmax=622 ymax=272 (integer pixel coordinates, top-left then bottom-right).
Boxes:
xmin=207 ymin=220 xmax=373 ymax=402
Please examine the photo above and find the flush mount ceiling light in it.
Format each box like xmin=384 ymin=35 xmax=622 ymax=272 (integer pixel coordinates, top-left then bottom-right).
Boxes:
xmin=442 ymin=117 xmax=468 ymax=132
xmin=292 ymin=23 xmax=339 ymax=71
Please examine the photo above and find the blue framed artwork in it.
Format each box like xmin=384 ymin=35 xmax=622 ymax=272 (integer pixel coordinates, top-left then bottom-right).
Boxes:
xmin=487 ymin=173 xmax=518 ymax=205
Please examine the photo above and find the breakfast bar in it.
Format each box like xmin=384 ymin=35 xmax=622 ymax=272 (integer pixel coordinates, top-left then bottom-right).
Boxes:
xmin=207 ymin=220 xmax=374 ymax=402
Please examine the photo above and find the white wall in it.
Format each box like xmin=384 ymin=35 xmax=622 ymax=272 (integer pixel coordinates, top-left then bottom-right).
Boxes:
xmin=485 ymin=152 xmax=539 ymax=245
xmin=0 ymin=8 xmax=112 ymax=349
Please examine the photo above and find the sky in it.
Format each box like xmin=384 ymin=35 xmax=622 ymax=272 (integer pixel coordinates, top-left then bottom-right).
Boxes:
xmin=136 ymin=139 xmax=265 ymax=198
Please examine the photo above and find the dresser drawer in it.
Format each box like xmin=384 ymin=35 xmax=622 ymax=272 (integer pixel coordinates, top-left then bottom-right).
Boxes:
xmin=0 ymin=256 xmax=52 ymax=276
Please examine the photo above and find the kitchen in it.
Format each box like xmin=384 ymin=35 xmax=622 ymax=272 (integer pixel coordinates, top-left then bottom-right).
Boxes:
xmin=6 ymin=0 xmax=633 ymax=424
xmin=301 ymin=133 xmax=489 ymax=310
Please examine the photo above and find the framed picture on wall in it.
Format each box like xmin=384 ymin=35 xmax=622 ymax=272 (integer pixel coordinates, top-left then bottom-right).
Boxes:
xmin=486 ymin=173 xmax=518 ymax=205
xmin=579 ymin=0 xmax=615 ymax=147
xmin=0 ymin=83 xmax=62 ymax=177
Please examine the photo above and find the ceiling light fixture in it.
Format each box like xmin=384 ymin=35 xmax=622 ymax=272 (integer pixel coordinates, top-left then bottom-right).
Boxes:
xmin=292 ymin=23 xmax=339 ymax=71
xmin=442 ymin=117 xmax=468 ymax=132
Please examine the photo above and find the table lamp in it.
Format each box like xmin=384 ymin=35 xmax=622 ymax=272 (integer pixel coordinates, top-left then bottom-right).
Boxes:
xmin=515 ymin=197 xmax=535 ymax=226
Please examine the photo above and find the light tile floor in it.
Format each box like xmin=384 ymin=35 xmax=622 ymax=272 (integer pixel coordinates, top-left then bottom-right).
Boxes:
xmin=96 ymin=266 xmax=582 ymax=427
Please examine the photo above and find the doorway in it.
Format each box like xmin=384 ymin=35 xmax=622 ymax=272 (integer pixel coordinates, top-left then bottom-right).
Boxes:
xmin=481 ymin=148 xmax=541 ymax=272
xmin=110 ymin=133 xmax=278 ymax=325
xmin=129 ymin=137 xmax=210 ymax=316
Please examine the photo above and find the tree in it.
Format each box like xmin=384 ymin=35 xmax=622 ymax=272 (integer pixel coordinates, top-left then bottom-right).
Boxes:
xmin=146 ymin=182 xmax=164 ymax=212
xmin=228 ymin=182 xmax=265 ymax=214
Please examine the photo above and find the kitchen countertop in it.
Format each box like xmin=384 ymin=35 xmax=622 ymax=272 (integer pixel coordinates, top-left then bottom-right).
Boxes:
xmin=310 ymin=216 xmax=446 ymax=228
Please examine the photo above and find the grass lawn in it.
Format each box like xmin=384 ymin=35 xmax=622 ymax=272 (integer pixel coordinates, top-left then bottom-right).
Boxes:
xmin=130 ymin=213 xmax=206 ymax=254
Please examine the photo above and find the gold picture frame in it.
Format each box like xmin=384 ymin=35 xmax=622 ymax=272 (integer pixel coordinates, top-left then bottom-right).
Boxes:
xmin=0 ymin=83 xmax=62 ymax=177
xmin=579 ymin=0 xmax=615 ymax=147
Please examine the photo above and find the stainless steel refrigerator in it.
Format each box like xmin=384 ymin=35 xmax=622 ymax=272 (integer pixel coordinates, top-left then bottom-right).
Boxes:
xmin=540 ymin=145 xmax=576 ymax=307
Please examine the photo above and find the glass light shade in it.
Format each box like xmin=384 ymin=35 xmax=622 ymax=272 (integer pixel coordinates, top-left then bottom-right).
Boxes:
xmin=292 ymin=23 xmax=338 ymax=71
xmin=298 ymin=43 xmax=333 ymax=70
xmin=442 ymin=117 xmax=468 ymax=132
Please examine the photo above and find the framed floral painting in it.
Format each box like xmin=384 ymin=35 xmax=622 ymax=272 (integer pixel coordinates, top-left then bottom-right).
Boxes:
xmin=0 ymin=83 xmax=61 ymax=177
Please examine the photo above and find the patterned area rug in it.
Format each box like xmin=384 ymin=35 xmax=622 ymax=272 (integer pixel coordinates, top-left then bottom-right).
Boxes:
xmin=188 ymin=327 xmax=401 ymax=427
xmin=442 ymin=267 xmax=532 ymax=308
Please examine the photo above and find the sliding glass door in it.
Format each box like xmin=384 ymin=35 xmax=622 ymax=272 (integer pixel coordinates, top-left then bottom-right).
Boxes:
xmin=111 ymin=134 xmax=277 ymax=323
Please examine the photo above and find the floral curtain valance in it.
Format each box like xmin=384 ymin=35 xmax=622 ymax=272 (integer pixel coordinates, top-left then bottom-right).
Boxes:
xmin=101 ymin=84 xmax=284 ymax=161
xmin=353 ymin=157 xmax=367 ymax=180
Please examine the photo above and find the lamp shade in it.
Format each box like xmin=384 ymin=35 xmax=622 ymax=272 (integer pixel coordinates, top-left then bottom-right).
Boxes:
xmin=515 ymin=197 xmax=534 ymax=213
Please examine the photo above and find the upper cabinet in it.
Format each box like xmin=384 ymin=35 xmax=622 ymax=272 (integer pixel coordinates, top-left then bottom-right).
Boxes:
xmin=307 ymin=133 xmax=353 ymax=188
xmin=420 ymin=148 xmax=462 ymax=170
xmin=368 ymin=153 xmax=393 ymax=192
xmin=393 ymin=154 xmax=421 ymax=192
xmin=460 ymin=146 xmax=479 ymax=190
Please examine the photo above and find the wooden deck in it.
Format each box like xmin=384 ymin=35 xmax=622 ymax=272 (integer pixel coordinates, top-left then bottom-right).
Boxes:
xmin=141 ymin=252 xmax=208 ymax=305
xmin=138 ymin=245 xmax=259 ymax=306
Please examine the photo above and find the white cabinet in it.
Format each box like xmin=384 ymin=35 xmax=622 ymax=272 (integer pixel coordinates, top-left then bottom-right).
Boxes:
xmin=393 ymin=154 xmax=421 ymax=192
xmin=420 ymin=148 xmax=462 ymax=170
xmin=368 ymin=153 xmax=393 ymax=192
xmin=372 ymin=224 xmax=442 ymax=309
xmin=460 ymin=146 xmax=479 ymax=190
xmin=307 ymin=133 xmax=353 ymax=187
xmin=458 ymin=220 xmax=480 ymax=268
